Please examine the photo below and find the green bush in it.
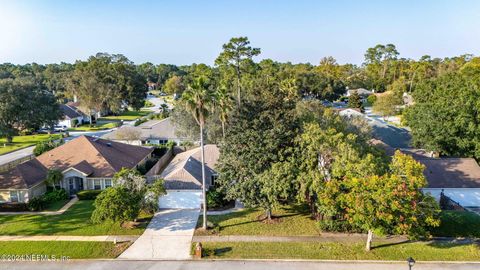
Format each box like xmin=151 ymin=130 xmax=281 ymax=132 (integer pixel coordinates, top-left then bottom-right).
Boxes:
xmin=43 ymin=189 xmax=68 ymax=203
xmin=134 ymin=118 xmax=148 ymax=126
xmin=367 ymin=95 xmax=377 ymax=105
xmin=77 ymin=190 xmax=103 ymax=200
xmin=33 ymin=139 xmax=64 ymax=156
xmin=206 ymin=188 xmax=229 ymax=209
xmin=91 ymin=186 xmax=141 ymax=224
xmin=27 ymin=197 xmax=47 ymax=211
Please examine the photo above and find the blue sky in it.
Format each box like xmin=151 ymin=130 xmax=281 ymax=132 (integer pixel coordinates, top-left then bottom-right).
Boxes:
xmin=0 ymin=0 xmax=479 ymax=65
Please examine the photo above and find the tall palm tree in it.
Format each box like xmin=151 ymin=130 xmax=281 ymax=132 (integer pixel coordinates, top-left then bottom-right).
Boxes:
xmin=215 ymin=86 xmax=234 ymax=138
xmin=181 ymin=77 xmax=214 ymax=230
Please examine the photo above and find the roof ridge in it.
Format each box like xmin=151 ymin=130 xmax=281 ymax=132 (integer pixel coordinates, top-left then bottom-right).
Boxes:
xmin=80 ymin=136 xmax=117 ymax=172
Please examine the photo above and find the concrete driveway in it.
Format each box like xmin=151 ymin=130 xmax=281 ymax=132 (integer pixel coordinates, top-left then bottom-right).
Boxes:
xmin=118 ymin=209 xmax=200 ymax=260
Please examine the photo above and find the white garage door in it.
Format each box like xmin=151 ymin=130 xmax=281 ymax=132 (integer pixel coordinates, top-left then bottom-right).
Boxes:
xmin=158 ymin=190 xmax=202 ymax=209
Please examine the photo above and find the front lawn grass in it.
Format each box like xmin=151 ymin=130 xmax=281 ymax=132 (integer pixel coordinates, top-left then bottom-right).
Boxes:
xmin=431 ymin=210 xmax=480 ymax=238
xmin=98 ymin=110 xmax=150 ymax=121
xmin=67 ymin=122 xmax=118 ymax=132
xmin=0 ymin=200 xmax=152 ymax=236
xmin=200 ymin=241 xmax=480 ymax=261
xmin=0 ymin=134 xmax=62 ymax=155
xmin=0 ymin=241 xmax=130 ymax=259
xmin=42 ymin=199 xmax=70 ymax=212
xmin=195 ymin=205 xmax=320 ymax=236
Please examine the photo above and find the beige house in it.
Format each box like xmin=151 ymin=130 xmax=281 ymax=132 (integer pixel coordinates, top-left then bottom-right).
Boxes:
xmin=0 ymin=136 xmax=154 ymax=203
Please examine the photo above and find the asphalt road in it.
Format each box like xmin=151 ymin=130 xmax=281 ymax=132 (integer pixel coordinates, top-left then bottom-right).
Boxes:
xmin=1 ymin=260 xmax=479 ymax=270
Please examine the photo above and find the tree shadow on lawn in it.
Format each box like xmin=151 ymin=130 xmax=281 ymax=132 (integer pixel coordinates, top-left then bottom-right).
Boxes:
xmin=0 ymin=200 xmax=137 ymax=236
xmin=202 ymin=204 xmax=314 ymax=231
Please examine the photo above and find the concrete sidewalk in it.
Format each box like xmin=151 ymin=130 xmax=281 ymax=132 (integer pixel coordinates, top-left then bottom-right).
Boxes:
xmin=0 ymin=197 xmax=78 ymax=215
xmin=119 ymin=209 xmax=200 ymax=260
xmin=0 ymin=235 xmax=138 ymax=242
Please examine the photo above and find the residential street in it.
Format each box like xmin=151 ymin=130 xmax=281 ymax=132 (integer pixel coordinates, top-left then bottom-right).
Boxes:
xmin=0 ymin=146 xmax=35 ymax=167
xmin=1 ymin=260 xmax=479 ymax=270
xmin=118 ymin=209 xmax=200 ymax=260
xmin=364 ymin=107 xmax=412 ymax=148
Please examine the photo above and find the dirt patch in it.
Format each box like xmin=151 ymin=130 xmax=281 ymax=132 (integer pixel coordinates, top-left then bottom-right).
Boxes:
xmin=110 ymin=242 xmax=131 ymax=257
xmin=121 ymin=221 xmax=144 ymax=229
xmin=256 ymin=214 xmax=283 ymax=224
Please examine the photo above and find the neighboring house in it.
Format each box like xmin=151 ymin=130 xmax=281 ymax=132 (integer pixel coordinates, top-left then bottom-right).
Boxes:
xmin=66 ymin=101 xmax=106 ymax=123
xmin=58 ymin=104 xmax=87 ymax=128
xmin=371 ymin=140 xmax=480 ymax=209
xmin=147 ymin=81 xmax=158 ymax=91
xmin=102 ymin=118 xmax=186 ymax=145
xmin=0 ymin=136 xmax=153 ymax=203
xmin=420 ymin=157 xmax=480 ymax=209
xmin=337 ymin=108 xmax=363 ymax=118
xmin=346 ymin=88 xmax=373 ymax=97
xmin=157 ymin=144 xmax=219 ymax=209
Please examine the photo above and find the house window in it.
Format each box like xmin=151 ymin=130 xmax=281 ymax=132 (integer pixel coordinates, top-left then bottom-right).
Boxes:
xmin=104 ymin=179 xmax=112 ymax=188
xmin=10 ymin=191 xmax=18 ymax=202
xmin=94 ymin=179 xmax=102 ymax=190
xmin=210 ymin=174 xmax=218 ymax=186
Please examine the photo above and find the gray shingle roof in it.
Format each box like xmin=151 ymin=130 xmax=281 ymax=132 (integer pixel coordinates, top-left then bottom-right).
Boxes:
xmin=160 ymin=145 xmax=219 ymax=190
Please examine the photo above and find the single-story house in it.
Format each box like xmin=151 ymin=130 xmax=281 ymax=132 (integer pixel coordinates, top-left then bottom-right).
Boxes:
xmin=66 ymin=101 xmax=106 ymax=123
xmin=157 ymin=144 xmax=219 ymax=209
xmin=371 ymin=140 xmax=480 ymax=208
xmin=346 ymin=88 xmax=374 ymax=97
xmin=0 ymin=136 xmax=154 ymax=203
xmin=337 ymin=108 xmax=363 ymax=118
xmin=58 ymin=104 xmax=87 ymax=128
xmin=102 ymin=118 xmax=187 ymax=146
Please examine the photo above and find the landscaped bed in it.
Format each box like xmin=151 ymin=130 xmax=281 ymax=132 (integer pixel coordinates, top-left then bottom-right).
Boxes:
xmin=199 ymin=241 xmax=480 ymax=261
xmin=0 ymin=134 xmax=62 ymax=155
xmin=0 ymin=200 xmax=152 ymax=236
xmin=0 ymin=241 xmax=130 ymax=259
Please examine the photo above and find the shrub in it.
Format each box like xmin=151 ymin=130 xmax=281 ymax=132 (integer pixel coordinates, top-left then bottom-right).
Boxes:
xmin=0 ymin=202 xmax=28 ymax=212
xmin=91 ymin=186 xmax=141 ymax=224
xmin=77 ymin=190 xmax=103 ymax=200
xmin=72 ymin=119 xmax=79 ymax=127
xmin=27 ymin=197 xmax=46 ymax=211
xmin=134 ymin=118 xmax=148 ymax=126
xmin=367 ymin=95 xmax=377 ymax=105
xmin=206 ymin=188 xmax=230 ymax=209
xmin=33 ymin=139 xmax=64 ymax=156
xmin=43 ymin=189 xmax=69 ymax=203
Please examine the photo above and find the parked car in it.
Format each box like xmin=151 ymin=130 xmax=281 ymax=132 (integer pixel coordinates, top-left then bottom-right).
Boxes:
xmin=53 ymin=125 xmax=67 ymax=132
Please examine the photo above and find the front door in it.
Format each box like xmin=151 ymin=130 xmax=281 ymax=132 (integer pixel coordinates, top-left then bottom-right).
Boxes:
xmin=68 ymin=178 xmax=76 ymax=195
xmin=76 ymin=178 xmax=84 ymax=191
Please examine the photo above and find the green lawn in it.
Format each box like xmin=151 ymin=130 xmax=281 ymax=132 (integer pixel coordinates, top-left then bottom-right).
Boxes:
xmin=98 ymin=110 xmax=150 ymax=121
xmin=0 ymin=200 xmax=152 ymax=236
xmin=200 ymin=241 xmax=480 ymax=261
xmin=0 ymin=241 xmax=130 ymax=259
xmin=144 ymin=100 xmax=155 ymax=108
xmin=43 ymin=200 xmax=70 ymax=212
xmin=196 ymin=205 xmax=319 ymax=236
xmin=431 ymin=210 xmax=480 ymax=238
xmin=0 ymin=134 xmax=62 ymax=155
xmin=67 ymin=122 xmax=118 ymax=132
